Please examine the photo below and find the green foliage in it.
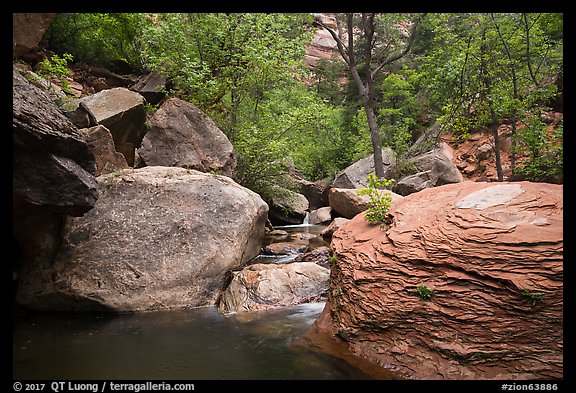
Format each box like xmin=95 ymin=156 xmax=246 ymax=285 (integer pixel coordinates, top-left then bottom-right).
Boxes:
xmin=45 ymin=13 xmax=150 ymax=73
xmin=516 ymin=120 xmax=563 ymax=183
xmin=36 ymin=53 xmax=74 ymax=95
xmin=520 ymin=288 xmax=544 ymax=306
xmin=356 ymin=173 xmax=395 ymax=226
xmin=416 ymin=284 xmax=434 ymax=300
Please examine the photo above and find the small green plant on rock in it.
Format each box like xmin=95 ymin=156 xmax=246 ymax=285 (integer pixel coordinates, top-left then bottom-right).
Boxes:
xmin=416 ymin=284 xmax=433 ymax=300
xmin=37 ymin=53 xmax=74 ymax=95
xmin=356 ymin=173 xmax=395 ymax=227
xmin=521 ymin=288 xmax=544 ymax=306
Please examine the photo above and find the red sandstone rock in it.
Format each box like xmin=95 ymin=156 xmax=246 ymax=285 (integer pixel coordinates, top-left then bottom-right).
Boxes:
xmin=316 ymin=181 xmax=563 ymax=379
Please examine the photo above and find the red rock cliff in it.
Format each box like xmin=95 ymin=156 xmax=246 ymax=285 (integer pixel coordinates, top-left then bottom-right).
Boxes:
xmin=315 ymin=181 xmax=563 ymax=379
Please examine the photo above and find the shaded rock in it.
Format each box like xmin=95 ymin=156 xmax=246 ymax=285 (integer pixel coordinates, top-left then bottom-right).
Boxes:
xmin=79 ymin=125 xmax=130 ymax=176
xmin=130 ymin=71 xmax=166 ymax=104
xmin=13 ymin=70 xmax=98 ymax=216
xmin=16 ymin=167 xmax=269 ymax=312
xmin=298 ymin=179 xmax=329 ymax=210
xmin=267 ymin=229 xmax=289 ymax=239
xmin=264 ymin=241 xmax=309 ymax=255
xmin=138 ymin=98 xmax=236 ymax=176
xmin=309 ymin=207 xmax=332 ymax=225
xmin=317 ymin=181 xmax=563 ymax=379
xmin=332 ymin=148 xmax=396 ymax=189
xmin=268 ymin=189 xmax=309 ymax=225
xmin=218 ymin=262 xmax=330 ymax=313
xmin=13 ymin=13 xmax=56 ymax=58
xmin=328 ymin=187 xmax=403 ymax=219
xmin=320 ymin=217 xmax=350 ymax=238
xmin=80 ymin=87 xmax=146 ymax=166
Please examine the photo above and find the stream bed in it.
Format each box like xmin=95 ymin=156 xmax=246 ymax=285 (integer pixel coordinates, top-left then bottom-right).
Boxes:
xmin=13 ymin=223 xmax=383 ymax=380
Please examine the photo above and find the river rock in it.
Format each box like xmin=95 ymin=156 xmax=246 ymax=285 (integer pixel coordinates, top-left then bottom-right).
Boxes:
xmin=320 ymin=217 xmax=350 ymax=239
xmin=293 ymin=246 xmax=331 ymax=268
xmin=309 ymin=207 xmax=332 ymax=225
xmin=16 ymin=166 xmax=269 ymax=312
xmin=328 ymin=187 xmax=403 ymax=219
xmin=316 ymin=181 xmax=563 ymax=379
xmin=298 ymin=179 xmax=329 ymax=210
xmin=268 ymin=189 xmax=309 ymax=225
xmin=80 ymin=87 xmax=146 ymax=166
xmin=218 ymin=262 xmax=330 ymax=313
xmin=13 ymin=70 xmax=98 ymax=216
xmin=138 ymin=98 xmax=236 ymax=177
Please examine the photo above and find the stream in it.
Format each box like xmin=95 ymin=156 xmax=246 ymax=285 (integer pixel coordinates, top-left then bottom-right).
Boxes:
xmin=13 ymin=222 xmax=380 ymax=380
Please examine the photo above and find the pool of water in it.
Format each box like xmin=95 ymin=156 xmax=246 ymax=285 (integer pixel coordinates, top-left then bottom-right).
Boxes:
xmin=13 ymin=302 xmax=375 ymax=380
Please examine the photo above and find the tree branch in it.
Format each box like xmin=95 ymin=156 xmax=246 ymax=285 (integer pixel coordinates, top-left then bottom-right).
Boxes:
xmin=371 ymin=13 xmax=426 ymax=79
xmin=312 ymin=16 xmax=350 ymax=66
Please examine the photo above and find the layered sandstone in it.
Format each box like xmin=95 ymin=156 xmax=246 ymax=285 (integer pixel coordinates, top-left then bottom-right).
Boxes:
xmin=316 ymin=181 xmax=563 ymax=379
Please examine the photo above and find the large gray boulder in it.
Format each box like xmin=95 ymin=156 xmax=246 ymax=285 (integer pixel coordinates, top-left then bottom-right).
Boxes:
xmin=13 ymin=70 xmax=98 ymax=216
xmin=218 ymin=262 xmax=329 ymax=313
xmin=16 ymin=166 xmax=269 ymax=312
xmin=79 ymin=87 xmax=147 ymax=166
xmin=332 ymin=148 xmax=396 ymax=189
xmin=138 ymin=98 xmax=236 ymax=177
xmin=394 ymin=142 xmax=463 ymax=196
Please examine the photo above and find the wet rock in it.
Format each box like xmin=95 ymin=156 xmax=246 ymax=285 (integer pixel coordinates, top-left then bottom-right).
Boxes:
xmin=294 ymin=246 xmax=331 ymax=268
xmin=317 ymin=181 xmax=563 ymax=379
xmin=268 ymin=189 xmax=309 ymax=225
xmin=218 ymin=262 xmax=330 ymax=313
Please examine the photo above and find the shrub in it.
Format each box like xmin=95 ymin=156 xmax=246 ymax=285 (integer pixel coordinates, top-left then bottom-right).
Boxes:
xmin=356 ymin=173 xmax=395 ymax=226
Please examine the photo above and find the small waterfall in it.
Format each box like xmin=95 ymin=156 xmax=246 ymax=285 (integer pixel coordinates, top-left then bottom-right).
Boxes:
xmin=302 ymin=211 xmax=310 ymax=225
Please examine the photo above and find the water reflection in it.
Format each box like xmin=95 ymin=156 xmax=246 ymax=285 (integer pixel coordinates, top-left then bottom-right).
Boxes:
xmin=13 ymin=303 xmax=374 ymax=380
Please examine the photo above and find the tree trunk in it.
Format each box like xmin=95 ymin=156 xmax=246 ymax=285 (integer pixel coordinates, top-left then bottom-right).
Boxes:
xmin=364 ymin=101 xmax=385 ymax=178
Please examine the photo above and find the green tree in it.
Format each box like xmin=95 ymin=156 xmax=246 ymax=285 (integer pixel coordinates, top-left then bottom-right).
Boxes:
xmin=314 ymin=13 xmax=426 ymax=179
xmin=45 ymin=13 xmax=150 ymax=72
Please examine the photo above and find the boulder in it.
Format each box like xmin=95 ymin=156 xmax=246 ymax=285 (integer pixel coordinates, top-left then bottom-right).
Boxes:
xmin=394 ymin=142 xmax=464 ymax=196
xmin=328 ymin=187 xmax=403 ymax=219
xmin=16 ymin=167 xmax=269 ymax=312
xmin=316 ymin=181 xmax=563 ymax=379
xmin=298 ymin=179 xmax=329 ymax=210
xmin=79 ymin=125 xmax=129 ymax=176
xmin=130 ymin=71 xmax=166 ymax=104
xmin=309 ymin=207 xmax=332 ymax=225
xmin=138 ymin=98 xmax=236 ymax=177
xmin=268 ymin=189 xmax=309 ymax=225
xmin=332 ymin=148 xmax=396 ymax=189
xmin=13 ymin=70 xmax=98 ymax=216
xmin=320 ymin=217 xmax=350 ymax=238
xmin=80 ymin=87 xmax=146 ymax=166
xmin=13 ymin=13 xmax=56 ymax=58
xmin=293 ymin=246 xmax=331 ymax=268
xmin=218 ymin=262 xmax=330 ymax=313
